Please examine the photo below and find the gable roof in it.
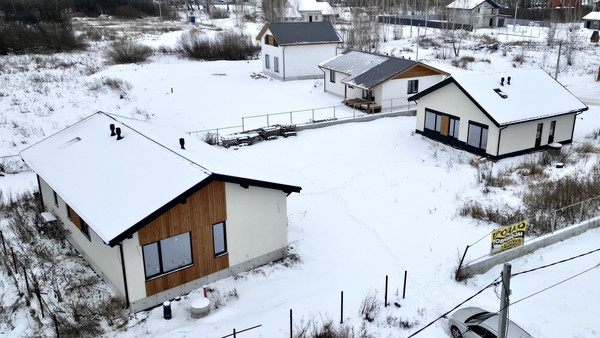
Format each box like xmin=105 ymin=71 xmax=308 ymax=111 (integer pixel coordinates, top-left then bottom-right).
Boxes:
xmin=256 ymin=22 xmax=342 ymax=45
xmin=408 ymin=68 xmax=588 ymax=126
xmin=19 ymin=112 xmax=301 ymax=246
xmin=583 ymin=11 xmax=600 ymax=20
xmin=446 ymin=0 xmax=500 ymax=9
xmin=298 ymin=0 xmax=334 ymax=14
xmin=319 ymin=50 xmax=449 ymax=90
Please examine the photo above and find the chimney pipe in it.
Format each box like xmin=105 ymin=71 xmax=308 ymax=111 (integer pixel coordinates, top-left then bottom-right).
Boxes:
xmin=179 ymin=138 xmax=185 ymax=150
xmin=110 ymin=124 xmax=116 ymax=136
xmin=500 ymin=77 xmax=504 ymax=86
xmin=116 ymin=127 xmax=123 ymax=140
xmin=507 ymin=76 xmax=511 ymax=85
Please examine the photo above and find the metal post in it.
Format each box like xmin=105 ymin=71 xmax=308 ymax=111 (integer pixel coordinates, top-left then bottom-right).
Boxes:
xmin=340 ymin=291 xmax=344 ymax=324
xmin=333 ymin=106 xmax=336 ymax=119
xmin=289 ymin=309 xmax=293 ymax=338
xmin=242 ymin=117 xmax=245 ymax=132
xmin=290 ymin=112 xmax=292 ymax=124
xmin=552 ymin=210 xmax=556 ymax=233
xmin=312 ymin=109 xmax=314 ymax=122
xmin=456 ymin=245 xmax=469 ymax=281
xmin=402 ymin=271 xmax=407 ymax=299
xmin=498 ymin=263 xmax=511 ymax=338
xmin=384 ymin=275 xmax=388 ymax=307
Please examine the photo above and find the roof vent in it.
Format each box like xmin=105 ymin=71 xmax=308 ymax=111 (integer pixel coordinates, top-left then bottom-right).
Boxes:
xmin=179 ymin=138 xmax=185 ymax=150
xmin=507 ymin=76 xmax=511 ymax=85
xmin=494 ymin=88 xmax=508 ymax=99
xmin=500 ymin=77 xmax=505 ymax=86
xmin=110 ymin=124 xmax=116 ymax=136
xmin=116 ymin=127 xmax=124 ymax=140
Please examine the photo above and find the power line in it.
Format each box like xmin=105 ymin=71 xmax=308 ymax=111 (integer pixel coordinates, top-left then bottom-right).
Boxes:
xmin=406 ymin=277 xmax=500 ymax=338
xmin=511 ymin=247 xmax=600 ymax=278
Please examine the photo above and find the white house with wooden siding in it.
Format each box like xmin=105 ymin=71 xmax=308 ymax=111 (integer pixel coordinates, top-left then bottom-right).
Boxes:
xmin=318 ymin=50 xmax=450 ymax=112
xmin=256 ymin=22 xmax=342 ymax=81
xmin=19 ymin=112 xmax=301 ymax=312
xmin=408 ymin=68 xmax=589 ymax=159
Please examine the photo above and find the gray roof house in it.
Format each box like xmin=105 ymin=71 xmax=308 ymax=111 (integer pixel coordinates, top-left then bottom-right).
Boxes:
xmin=408 ymin=68 xmax=588 ymax=159
xmin=318 ymin=50 xmax=449 ymax=112
xmin=256 ymin=22 xmax=342 ymax=80
xmin=446 ymin=0 xmax=504 ymax=29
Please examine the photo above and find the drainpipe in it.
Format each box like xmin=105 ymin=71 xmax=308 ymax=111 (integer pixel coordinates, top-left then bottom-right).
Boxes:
xmin=496 ymin=125 xmax=508 ymax=158
xmin=118 ymin=243 xmax=130 ymax=308
xmin=282 ymin=46 xmax=286 ymax=80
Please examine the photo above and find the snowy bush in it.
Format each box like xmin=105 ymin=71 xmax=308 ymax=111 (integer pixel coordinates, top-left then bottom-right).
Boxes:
xmin=106 ymin=39 xmax=153 ymax=64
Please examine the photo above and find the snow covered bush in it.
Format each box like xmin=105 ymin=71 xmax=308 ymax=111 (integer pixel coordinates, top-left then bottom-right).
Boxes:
xmin=106 ymin=39 xmax=153 ymax=64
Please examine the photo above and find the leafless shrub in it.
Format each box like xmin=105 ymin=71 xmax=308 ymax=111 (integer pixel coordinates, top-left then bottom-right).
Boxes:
xmin=176 ymin=30 xmax=260 ymax=61
xmin=458 ymin=200 xmax=525 ymax=226
xmin=359 ymin=290 xmax=380 ymax=322
xmin=206 ymin=287 xmax=239 ymax=310
xmin=106 ymin=39 xmax=153 ymax=64
xmin=419 ymin=37 xmax=441 ymax=48
xmin=479 ymin=34 xmax=498 ymax=44
xmin=210 ymin=8 xmax=230 ymax=19
xmin=386 ymin=315 xmax=417 ymax=329
xmin=451 ymin=55 xmax=476 ymax=69
xmin=294 ymin=316 xmax=357 ymax=338
xmin=512 ymin=53 xmax=525 ymax=64
xmin=202 ymin=132 xmax=218 ymax=145
xmin=574 ymin=141 xmax=599 ymax=154
xmin=514 ymin=158 xmax=548 ymax=179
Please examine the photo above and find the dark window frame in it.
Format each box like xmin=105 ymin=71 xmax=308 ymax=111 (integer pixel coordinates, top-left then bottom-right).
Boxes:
xmin=424 ymin=109 xmax=459 ymax=139
xmin=80 ymin=219 xmax=91 ymax=241
xmin=142 ymin=232 xmax=193 ymax=280
xmin=407 ymin=79 xmax=419 ymax=94
xmin=467 ymin=121 xmax=489 ymax=150
xmin=53 ymin=190 xmax=58 ymax=207
xmin=66 ymin=204 xmax=72 ymax=220
xmin=329 ymin=70 xmax=335 ymax=83
xmin=212 ymin=222 xmax=228 ymax=257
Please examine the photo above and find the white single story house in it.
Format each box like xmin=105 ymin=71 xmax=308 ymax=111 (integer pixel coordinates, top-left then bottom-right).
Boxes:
xmin=583 ymin=11 xmax=600 ymax=30
xmin=256 ymin=21 xmax=342 ymax=81
xmin=282 ymin=0 xmax=335 ymax=22
xmin=446 ymin=0 xmax=504 ymax=29
xmin=318 ymin=50 xmax=450 ymax=112
xmin=19 ymin=112 xmax=301 ymax=312
xmin=408 ymin=68 xmax=589 ymax=159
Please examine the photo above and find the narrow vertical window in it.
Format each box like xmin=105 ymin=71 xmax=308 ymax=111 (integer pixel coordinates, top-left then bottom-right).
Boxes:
xmin=548 ymin=120 xmax=556 ymax=143
xmin=53 ymin=190 xmax=58 ymax=206
xmin=329 ymin=70 xmax=335 ymax=83
xmin=81 ymin=219 xmax=91 ymax=241
xmin=265 ymin=54 xmax=270 ymax=69
xmin=212 ymin=222 xmax=227 ymax=256
xmin=66 ymin=204 xmax=72 ymax=220
xmin=407 ymin=80 xmax=419 ymax=94
xmin=274 ymin=56 xmax=279 ymax=73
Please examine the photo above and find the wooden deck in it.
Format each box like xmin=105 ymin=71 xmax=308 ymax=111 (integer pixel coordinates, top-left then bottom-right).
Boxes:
xmin=343 ymin=98 xmax=382 ymax=113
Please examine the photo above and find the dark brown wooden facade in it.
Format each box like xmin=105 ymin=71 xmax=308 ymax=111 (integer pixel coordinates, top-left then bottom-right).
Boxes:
xmin=391 ymin=64 xmax=449 ymax=80
xmin=138 ymin=181 xmax=229 ymax=297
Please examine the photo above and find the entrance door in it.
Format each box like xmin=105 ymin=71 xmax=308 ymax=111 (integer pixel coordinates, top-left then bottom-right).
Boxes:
xmin=535 ymin=123 xmax=543 ymax=148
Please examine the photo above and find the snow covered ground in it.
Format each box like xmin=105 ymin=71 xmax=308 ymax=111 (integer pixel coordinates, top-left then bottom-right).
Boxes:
xmin=1 ymin=14 xmax=600 ymax=338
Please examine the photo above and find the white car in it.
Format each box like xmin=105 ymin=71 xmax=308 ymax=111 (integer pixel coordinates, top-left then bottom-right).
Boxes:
xmin=449 ymin=307 xmax=533 ymax=338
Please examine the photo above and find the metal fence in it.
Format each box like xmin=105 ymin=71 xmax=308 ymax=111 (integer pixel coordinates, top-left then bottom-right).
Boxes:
xmin=186 ymin=98 xmax=416 ymax=142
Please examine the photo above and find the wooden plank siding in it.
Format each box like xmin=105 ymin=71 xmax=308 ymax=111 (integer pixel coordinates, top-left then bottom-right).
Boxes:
xmin=138 ymin=181 xmax=229 ymax=297
xmin=391 ymin=64 xmax=444 ymax=80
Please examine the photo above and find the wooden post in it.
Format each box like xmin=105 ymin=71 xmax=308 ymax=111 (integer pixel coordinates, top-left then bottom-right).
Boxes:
xmin=456 ymin=245 xmax=470 ymax=281
xmin=232 ymin=328 xmax=236 ymax=338
xmin=53 ymin=314 xmax=60 ymax=338
xmin=384 ymin=275 xmax=389 ymax=307
xmin=289 ymin=309 xmax=293 ymax=338
xmin=498 ymin=264 xmax=512 ymax=338
xmin=340 ymin=291 xmax=344 ymax=324
xmin=402 ymin=271 xmax=408 ymax=299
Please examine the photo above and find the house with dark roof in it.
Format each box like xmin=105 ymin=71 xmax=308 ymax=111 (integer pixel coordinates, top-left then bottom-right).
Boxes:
xmin=256 ymin=22 xmax=342 ymax=80
xmin=318 ymin=50 xmax=449 ymax=112
xmin=446 ymin=0 xmax=504 ymax=29
xmin=583 ymin=11 xmax=600 ymax=30
xmin=19 ymin=112 xmax=301 ymax=311
xmin=408 ymin=68 xmax=588 ymax=159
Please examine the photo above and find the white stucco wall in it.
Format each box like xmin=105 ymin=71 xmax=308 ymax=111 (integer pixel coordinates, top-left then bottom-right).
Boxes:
xmin=261 ymin=41 xmax=284 ymax=80
xmin=380 ymin=75 xmax=446 ymax=103
xmin=37 ymin=177 xmax=127 ymax=299
xmin=224 ymin=183 xmax=288 ymax=266
xmin=323 ymin=70 xmax=348 ymax=97
xmin=121 ymin=233 xmax=147 ymax=302
xmin=281 ymin=44 xmax=339 ymax=80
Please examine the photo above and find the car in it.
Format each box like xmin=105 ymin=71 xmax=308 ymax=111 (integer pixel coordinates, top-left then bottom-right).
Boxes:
xmin=448 ymin=307 xmax=533 ymax=338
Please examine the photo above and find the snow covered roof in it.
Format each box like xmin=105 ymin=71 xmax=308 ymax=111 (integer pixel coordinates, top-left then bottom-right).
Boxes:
xmin=446 ymin=0 xmax=500 ymax=10
xmin=19 ymin=112 xmax=301 ymax=246
xmin=583 ymin=11 xmax=600 ymax=20
xmin=319 ymin=50 xmax=447 ymax=90
xmin=257 ymin=22 xmax=342 ymax=45
xmin=298 ymin=0 xmax=334 ymax=14
xmin=409 ymin=68 xmax=588 ymax=126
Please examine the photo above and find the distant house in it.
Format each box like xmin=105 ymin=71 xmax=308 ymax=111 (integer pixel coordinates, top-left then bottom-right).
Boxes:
xmin=547 ymin=0 xmax=582 ymax=7
xmin=19 ymin=112 xmax=301 ymax=312
xmin=282 ymin=0 xmax=335 ymax=22
xmin=446 ymin=0 xmax=504 ymax=29
xmin=256 ymin=22 xmax=342 ymax=81
xmin=408 ymin=68 xmax=588 ymax=159
xmin=583 ymin=11 xmax=600 ymax=30
xmin=318 ymin=50 xmax=450 ymax=112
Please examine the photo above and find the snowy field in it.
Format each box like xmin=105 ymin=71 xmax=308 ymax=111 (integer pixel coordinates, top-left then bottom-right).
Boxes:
xmin=1 ymin=13 xmax=600 ymax=338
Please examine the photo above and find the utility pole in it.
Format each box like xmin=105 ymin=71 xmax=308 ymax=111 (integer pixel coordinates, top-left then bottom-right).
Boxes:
xmin=498 ymin=263 xmax=511 ymax=338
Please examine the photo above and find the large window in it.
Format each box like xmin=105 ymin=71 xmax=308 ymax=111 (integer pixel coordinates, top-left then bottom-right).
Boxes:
xmin=407 ymin=80 xmax=419 ymax=94
xmin=53 ymin=190 xmax=58 ymax=206
xmin=212 ymin=222 xmax=227 ymax=256
xmin=265 ymin=54 xmax=270 ymax=69
xmin=424 ymin=109 xmax=459 ymax=139
xmin=143 ymin=232 xmax=193 ymax=279
xmin=467 ymin=122 xmax=488 ymax=150
xmin=80 ymin=219 xmax=91 ymax=241
xmin=274 ymin=56 xmax=279 ymax=73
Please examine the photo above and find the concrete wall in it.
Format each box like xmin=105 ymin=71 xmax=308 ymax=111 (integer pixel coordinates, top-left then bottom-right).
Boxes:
xmin=458 ymin=216 xmax=600 ymax=279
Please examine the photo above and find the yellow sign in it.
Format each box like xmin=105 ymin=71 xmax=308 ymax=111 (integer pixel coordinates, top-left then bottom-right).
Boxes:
xmin=491 ymin=220 xmax=527 ymax=254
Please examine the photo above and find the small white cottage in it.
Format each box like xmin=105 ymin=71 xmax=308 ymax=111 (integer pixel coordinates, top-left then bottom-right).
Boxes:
xmin=256 ymin=21 xmax=342 ymax=81
xmin=408 ymin=68 xmax=588 ymax=159
xmin=19 ymin=112 xmax=301 ymax=311
xmin=446 ymin=0 xmax=503 ymax=29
